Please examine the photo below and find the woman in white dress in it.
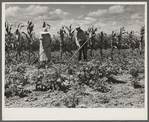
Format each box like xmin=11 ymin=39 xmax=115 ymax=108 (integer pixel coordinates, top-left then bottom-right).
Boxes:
xmin=39 ymin=27 xmax=52 ymax=64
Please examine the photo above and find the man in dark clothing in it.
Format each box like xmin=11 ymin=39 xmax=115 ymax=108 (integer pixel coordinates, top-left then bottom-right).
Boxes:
xmin=75 ymin=25 xmax=87 ymax=61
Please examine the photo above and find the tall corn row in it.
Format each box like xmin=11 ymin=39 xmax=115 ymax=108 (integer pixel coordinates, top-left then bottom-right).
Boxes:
xmin=65 ymin=24 xmax=75 ymax=49
xmin=27 ymin=21 xmax=34 ymax=63
xmin=127 ymin=31 xmax=139 ymax=56
xmin=5 ymin=21 xmax=15 ymax=57
xmin=110 ymin=31 xmax=115 ymax=60
xmin=140 ymin=25 xmax=145 ymax=54
xmin=100 ymin=31 xmax=104 ymax=58
xmin=117 ymin=27 xmax=126 ymax=57
xmin=58 ymin=26 xmax=66 ymax=63
xmin=87 ymin=27 xmax=97 ymax=58
xmin=110 ymin=27 xmax=126 ymax=60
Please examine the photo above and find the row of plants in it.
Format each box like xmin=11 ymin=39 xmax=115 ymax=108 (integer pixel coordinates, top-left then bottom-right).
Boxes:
xmin=5 ymin=51 xmax=144 ymax=99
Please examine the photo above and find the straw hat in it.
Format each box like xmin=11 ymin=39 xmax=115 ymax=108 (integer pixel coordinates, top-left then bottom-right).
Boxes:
xmin=40 ymin=27 xmax=50 ymax=34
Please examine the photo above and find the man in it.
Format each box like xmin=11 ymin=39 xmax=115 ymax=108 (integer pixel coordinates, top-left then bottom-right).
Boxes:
xmin=75 ymin=25 xmax=87 ymax=61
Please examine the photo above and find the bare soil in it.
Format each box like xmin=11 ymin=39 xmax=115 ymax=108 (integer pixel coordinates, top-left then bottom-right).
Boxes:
xmin=4 ymin=49 xmax=145 ymax=108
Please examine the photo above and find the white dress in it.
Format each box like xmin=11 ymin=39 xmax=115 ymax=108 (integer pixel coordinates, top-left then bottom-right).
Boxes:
xmin=39 ymin=37 xmax=48 ymax=61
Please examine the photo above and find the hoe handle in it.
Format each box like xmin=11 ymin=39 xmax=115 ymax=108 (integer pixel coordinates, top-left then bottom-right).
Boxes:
xmin=68 ymin=38 xmax=90 ymax=62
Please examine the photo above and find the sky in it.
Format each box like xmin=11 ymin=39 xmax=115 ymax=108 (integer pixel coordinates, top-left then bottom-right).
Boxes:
xmin=5 ymin=3 xmax=145 ymax=37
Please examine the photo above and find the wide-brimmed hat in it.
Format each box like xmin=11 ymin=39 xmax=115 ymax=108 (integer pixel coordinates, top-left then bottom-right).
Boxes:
xmin=76 ymin=25 xmax=81 ymax=29
xmin=40 ymin=27 xmax=50 ymax=34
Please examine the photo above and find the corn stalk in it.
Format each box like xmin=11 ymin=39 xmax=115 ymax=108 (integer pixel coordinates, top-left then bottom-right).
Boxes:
xmin=58 ymin=26 xmax=66 ymax=63
xmin=99 ymin=31 xmax=104 ymax=58
xmin=140 ymin=25 xmax=145 ymax=52
xmin=15 ymin=23 xmax=30 ymax=61
xmin=65 ymin=24 xmax=75 ymax=46
xmin=110 ymin=31 xmax=116 ymax=60
xmin=87 ymin=26 xmax=98 ymax=58
xmin=26 ymin=21 xmax=34 ymax=63
xmin=5 ymin=21 xmax=16 ymax=60
xmin=117 ymin=27 xmax=127 ymax=58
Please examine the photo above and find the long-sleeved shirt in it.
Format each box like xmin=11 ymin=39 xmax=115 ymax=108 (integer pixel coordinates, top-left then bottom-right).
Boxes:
xmin=77 ymin=29 xmax=86 ymax=42
xmin=74 ymin=29 xmax=86 ymax=47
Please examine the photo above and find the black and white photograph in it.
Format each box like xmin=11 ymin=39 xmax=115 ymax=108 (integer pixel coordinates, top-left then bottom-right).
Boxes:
xmin=2 ymin=2 xmax=147 ymax=120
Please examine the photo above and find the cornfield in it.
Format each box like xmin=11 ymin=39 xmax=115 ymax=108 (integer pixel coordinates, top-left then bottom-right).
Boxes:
xmin=4 ymin=21 xmax=145 ymax=108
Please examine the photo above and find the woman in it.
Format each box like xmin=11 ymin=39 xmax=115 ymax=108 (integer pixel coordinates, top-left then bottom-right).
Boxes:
xmin=39 ymin=27 xmax=52 ymax=65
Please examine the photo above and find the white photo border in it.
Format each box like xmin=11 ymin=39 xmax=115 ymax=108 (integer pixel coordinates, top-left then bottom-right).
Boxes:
xmin=2 ymin=2 xmax=148 ymax=120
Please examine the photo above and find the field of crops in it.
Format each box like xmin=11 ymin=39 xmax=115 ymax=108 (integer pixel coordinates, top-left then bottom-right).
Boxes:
xmin=4 ymin=47 xmax=145 ymax=108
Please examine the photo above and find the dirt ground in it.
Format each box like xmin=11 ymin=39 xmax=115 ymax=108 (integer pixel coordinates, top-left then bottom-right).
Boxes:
xmin=4 ymin=49 xmax=145 ymax=108
xmin=5 ymin=82 xmax=144 ymax=108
